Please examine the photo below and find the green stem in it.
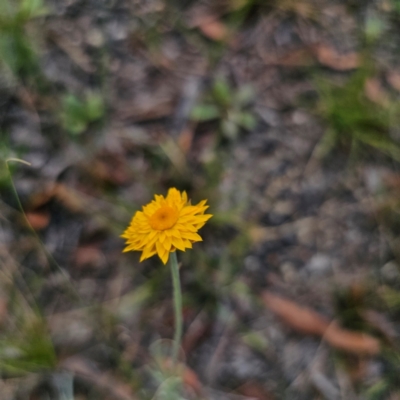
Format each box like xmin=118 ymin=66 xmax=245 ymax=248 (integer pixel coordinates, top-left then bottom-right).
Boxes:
xmin=169 ymin=251 xmax=182 ymax=367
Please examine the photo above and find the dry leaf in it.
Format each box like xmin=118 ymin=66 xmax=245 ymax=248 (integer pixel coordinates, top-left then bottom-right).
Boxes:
xmin=262 ymin=291 xmax=329 ymax=336
xmin=53 ymin=184 xmax=86 ymax=213
xmin=324 ymin=322 xmax=380 ymax=355
xmin=182 ymin=364 xmax=202 ymax=394
xmin=197 ymin=18 xmax=229 ymax=41
xmin=89 ymin=153 xmax=130 ymax=185
xmin=74 ymin=246 xmax=104 ymax=269
xmin=387 ymin=70 xmax=400 ymax=92
xmin=236 ymin=380 xmax=275 ymax=400
xmin=178 ymin=126 xmax=195 ymax=154
xmin=382 ymin=171 xmax=400 ymax=190
xmin=365 ymin=78 xmax=389 ymax=106
xmin=276 ymin=48 xmax=315 ymax=67
xmin=160 ymin=359 xmax=202 ymax=394
xmin=25 ymin=210 xmax=50 ymax=230
xmin=249 ymin=226 xmax=279 ymax=245
xmin=277 ymin=0 xmax=316 ymax=19
xmin=117 ymin=99 xmax=174 ymax=122
xmin=29 ymin=184 xmax=86 ymax=213
xmin=313 ymin=44 xmax=360 ymax=71
xmin=261 ymin=48 xmax=315 ymax=67
xmin=28 ymin=186 xmax=57 ymax=209
xmin=189 ymin=11 xmax=229 ymax=42
xmin=262 ymin=291 xmax=380 ymax=355
xmin=17 ymin=87 xmax=39 ymax=114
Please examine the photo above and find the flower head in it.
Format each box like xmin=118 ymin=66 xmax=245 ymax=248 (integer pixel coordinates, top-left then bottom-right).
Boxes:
xmin=121 ymin=188 xmax=212 ymax=264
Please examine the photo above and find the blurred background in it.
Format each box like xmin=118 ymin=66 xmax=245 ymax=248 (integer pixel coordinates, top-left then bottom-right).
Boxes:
xmin=1 ymin=0 xmax=400 ymax=399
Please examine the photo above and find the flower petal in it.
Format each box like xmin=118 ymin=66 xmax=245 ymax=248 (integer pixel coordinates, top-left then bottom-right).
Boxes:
xmin=160 ymin=250 xmax=169 ymax=265
xmin=163 ymin=235 xmax=172 ymax=252
xmin=156 ymin=240 xmax=167 ymax=261
xmin=181 ymin=232 xmax=202 ymax=242
xmin=159 ymin=231 xmax=166 ymax=243
xmin=182 ymin=239 xmax=192 ymax=249
xmin=171 ymin=236 xmax=186 ymax=251
xmin=140 ymin=245 xmax=156 ymax=261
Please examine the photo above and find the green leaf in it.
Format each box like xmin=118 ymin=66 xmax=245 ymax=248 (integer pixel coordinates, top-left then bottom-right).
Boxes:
xmin=61 ymin=93 xmax=104 ymax=135
xmin=0 ymin=319 xmax=56 ymax=374
xmin=152 ymin=377 xmax=185 ymax=400
xmin=212 ymin=79 xmax=232 ymax=106
xmin=241 ymin=331 xmax=269 ymax=353
xmin=61 ymin=94 xmax=86 ymax=135
xmin=86 ymin=94 xmax=105 ymax=121
xmin=379 ymin=286 xmax=400 ymax=310
xmin=365 ymin=12 xmax=386 ymax=43
xmin=191 ymin=104 xmax=220 ymax=121
xmin=234 ymin=84 xmax=254 ymax=105
xmin=237 ymin=112 xmax=257 ymax=130
xmin=221 ymin=119 xmax=239 ymax=140
xmin=0 ymin=34 xmax=17 ymax=71
xmin=365 ymin=380 xmax=389 ymax=400
xmin=63 ymin=94 xmax=85 ymax=118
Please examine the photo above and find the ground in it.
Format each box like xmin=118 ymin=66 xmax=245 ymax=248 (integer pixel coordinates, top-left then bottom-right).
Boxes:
xmin=1 ymin=0 xmax=400 ymax=399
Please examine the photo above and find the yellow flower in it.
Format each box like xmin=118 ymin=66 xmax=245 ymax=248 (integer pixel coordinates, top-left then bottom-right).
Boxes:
xmin=121 ymin=188 xmax=212 ymax=264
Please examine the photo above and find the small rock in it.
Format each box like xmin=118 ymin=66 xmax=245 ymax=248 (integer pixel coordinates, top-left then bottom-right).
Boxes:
xmin=244 ymin=255 xmax=261 ymax=272
xmin=291 ymin=110 xmax=310 ymax=125
xmin=306 ymin=253 xmax=332 ymax=275
xmin=274 ymin=200 xmax=295 ymax=215
xmin=295 ymin=217 xmax=316 ymax=247
xmin=86 ymin=28 xmax=105 ymax=47
xmin=381 ymin=261 xmax=400 ymax=282
xmin=261 ymin=200 xmax=295 ymax=226
xmin=280 ymin=261 xmax=298 ymax=282
xmin=364 ymin=167 xmax=386 ymax=194
xmin=105 ymin=20 xmax=128 ymax=41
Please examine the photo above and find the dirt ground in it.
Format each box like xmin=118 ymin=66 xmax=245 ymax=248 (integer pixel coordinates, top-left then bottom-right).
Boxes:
xmin=1 ymin=0 xmax=400 ymax=399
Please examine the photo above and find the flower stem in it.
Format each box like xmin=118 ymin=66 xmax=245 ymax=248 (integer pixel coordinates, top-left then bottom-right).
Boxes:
xmin=169 ymin=251 xmax=182 ymax=367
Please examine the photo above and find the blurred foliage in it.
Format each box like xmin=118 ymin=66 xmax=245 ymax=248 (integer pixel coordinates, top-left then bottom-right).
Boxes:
xmin=61 ymin=93 xmax=105 ymax=136
xmin=0 ymin=317 xmax=56 ymax=374
xmin=191 ymin=78 xmax=257 ymax=141
xmin=316 ymin=67 xmax=400 ymax=162
xmin=0 ymin=135 xmax=14 ymax=188
xmin=380 ymin=285 xmax=400 ymax=311
xmin=392 ymin=0 xmax=400 ymax=14
xmin=145 ymin=340 xmax=187 ymax=399
xmin=0 ymin=0 xmax=47 ymax=79
xmin=364 ymin=11 xmax=386 ymax=44
xmin=365 ymin=350 xmax=400 ymax=400
xmin=365 ymin=379 xmax=390 ymax=400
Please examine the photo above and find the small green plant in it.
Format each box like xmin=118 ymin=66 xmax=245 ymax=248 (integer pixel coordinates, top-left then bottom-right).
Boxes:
xmin=316 ymin=67 xmax=400 ymax=162
xmin=61 ymin=93 xmax=105 ymax=136
xmin=391 ymin=0 xmax=400 ymax=14
xmin=0 ymin=135 xmax=15 ymax=188
xmin=191 ymin=78 xmax=257 ymax=141
xmin=0 ymin=0 xmax=47 ymax=78
xmin=0 ymin=317 xmax=57 ymax=374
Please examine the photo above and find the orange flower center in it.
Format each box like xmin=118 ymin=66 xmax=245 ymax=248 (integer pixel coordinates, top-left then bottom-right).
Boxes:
xmin=149 ymin=206 xmax=178 ymax=231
